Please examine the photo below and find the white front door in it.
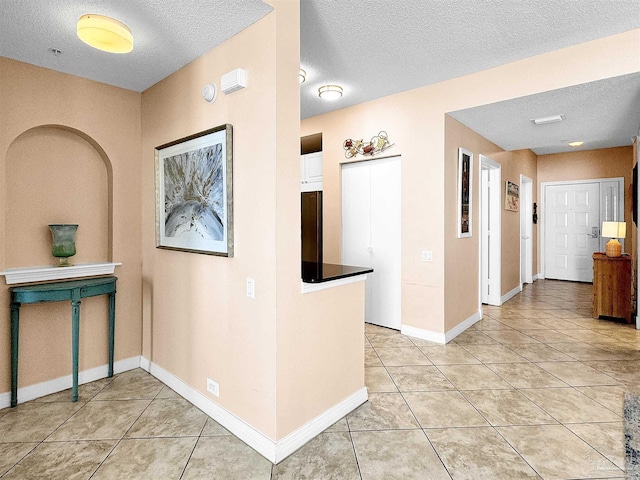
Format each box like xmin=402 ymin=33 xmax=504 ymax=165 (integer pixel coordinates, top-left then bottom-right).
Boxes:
xmin=544 ymin=182 xmax=600 ymax=282
xmin=342 ymin=156 xmax=401 ymax=329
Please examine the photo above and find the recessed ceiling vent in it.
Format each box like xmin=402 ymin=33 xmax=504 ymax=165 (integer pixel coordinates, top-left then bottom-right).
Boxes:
xmin=531 ymin=114 xmax=564 ymax=125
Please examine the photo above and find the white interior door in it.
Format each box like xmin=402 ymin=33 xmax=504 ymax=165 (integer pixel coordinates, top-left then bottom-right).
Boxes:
xmin=342 ymin=156 xmax=401 ymax=329
xmin=342 ymin=163 xmax=373 ymax=318
xmin=480 ymin=156 xmax=501 ymax=306
xmin=544 ymin=182 xmax=600 ymax=282
xmin=520 ymin=176 xmax=533 ymax=285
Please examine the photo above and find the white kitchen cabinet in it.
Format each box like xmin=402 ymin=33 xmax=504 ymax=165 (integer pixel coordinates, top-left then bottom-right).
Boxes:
xmin=301 ymin=152 xmax=323 ymax=192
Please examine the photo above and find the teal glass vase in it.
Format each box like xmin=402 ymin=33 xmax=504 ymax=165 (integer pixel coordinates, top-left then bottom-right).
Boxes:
xmin=48 ymin=224 xmax=78 ymax=267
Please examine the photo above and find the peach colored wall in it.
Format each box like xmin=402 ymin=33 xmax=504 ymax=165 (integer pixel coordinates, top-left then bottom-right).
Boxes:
xmin=444 ymin=119 xmax=538 ymax=327
xmin=0 ymin=58 xmax=142 ymax=391
xmin=538 ymin=146 xmax=633 ymax=255
xmin=491 ymin=149 xmax=539 ymax=294
xmin=142 ymin=13 xmax=280 ymax=439
xmin=302 ymin=30 xmax=639 ymax=336
xmin=272 ymin=0 xmax=365 ymax=439
xmin=142 ymin=0 xmax=365 ymax=442
xmin=444 ymin=117 xmax=500 ymax=326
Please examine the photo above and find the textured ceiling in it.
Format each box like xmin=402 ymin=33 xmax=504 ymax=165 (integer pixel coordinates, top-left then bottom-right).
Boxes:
xmin=300 ymin=0 xmax=639 ymax=119
xmin=449 ymin=73 xmax=640 ymax=155
xmin=1 ymin=1 xmax=639 ymax=155
xmin=0 ymin=0 xmax=272 ymax=92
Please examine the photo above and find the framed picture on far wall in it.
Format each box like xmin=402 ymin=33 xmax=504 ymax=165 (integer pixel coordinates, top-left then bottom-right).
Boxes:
xmin=155 ymin=124 xmax=234 ymax=256
xmin=458 ymin=148 xmax=473 ymax=238
xmin=505 ymin=180 xmax=520 ymax=212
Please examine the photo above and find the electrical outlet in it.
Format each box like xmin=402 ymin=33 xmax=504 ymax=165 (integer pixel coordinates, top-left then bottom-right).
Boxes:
xmin=246 ymin=278 xmax=255 ymax=299
xmin=421 ymin=250 xmax=433 ymax=262
xmin=206 ymin=377 xmax=219 ymax=397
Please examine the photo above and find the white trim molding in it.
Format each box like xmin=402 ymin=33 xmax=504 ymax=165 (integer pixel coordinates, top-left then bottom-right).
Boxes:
xmin=501 ymin=284 xmax=522 ymax=305
xmin=0 ymin=262 xmax=122 ymax=284
xmin=401 ymin=325 xmax=446 ymax=344
xmin=0 ymin=355 xmax=141 ymax=408
xmin=402 ymin=310 xmax=482 ymax=345
xmin=141 ymin=358 xmax=367 ymax=464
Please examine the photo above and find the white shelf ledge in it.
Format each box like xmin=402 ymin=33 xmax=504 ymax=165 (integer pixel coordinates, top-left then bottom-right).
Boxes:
xmin=0 ymin=262 xmax=122 ymax=285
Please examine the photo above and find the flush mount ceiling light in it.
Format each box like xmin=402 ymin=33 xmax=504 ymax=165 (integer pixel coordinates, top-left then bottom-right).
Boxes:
xmin=299 ymin=69 xmax=306 ymax=84
xmin=318 ymin=85 xmax=343 ymax=100
xmin=531 ymin=114 xmax=564 ymax=125
xmin=568 ymin=141 xmax=584 ymax=147
xmin=77 ymin=14 xmax=133 ymax=53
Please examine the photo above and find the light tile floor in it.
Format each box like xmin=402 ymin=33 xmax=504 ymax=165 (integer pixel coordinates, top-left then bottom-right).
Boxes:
xmin=1 ymin=279 xmax=636 ymax=479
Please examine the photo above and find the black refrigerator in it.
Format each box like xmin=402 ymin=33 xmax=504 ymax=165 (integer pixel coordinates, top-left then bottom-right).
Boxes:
xmin=301 ymin=191 xmax=323 ymax=265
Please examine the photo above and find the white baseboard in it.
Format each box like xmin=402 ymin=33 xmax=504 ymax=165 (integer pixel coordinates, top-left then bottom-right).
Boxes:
xmin=140 ymin=356 xmax=151 ymax=371
xmin=402 ymin=310 xmax=482 ymax=345
xmin=401 ymin=325 xmax=446 ymax=344
xmin=142 ymin=357 xmax=367 ymax=464
xmin=0 ymin=356 xmax=142 ymax=409
xmin=275 ymin=387 xmax=367 ymax=463
xmin=444 ymin=310 xmax=482 ymax=342
xmin=500 ymin=284 xmax=522 ymax=304
xmin=533 ymin=273 xmax=540 ymax=281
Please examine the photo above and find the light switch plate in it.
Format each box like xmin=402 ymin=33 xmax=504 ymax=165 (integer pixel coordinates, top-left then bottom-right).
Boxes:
xmin=421 ymin=250 xmax=433 ymax=262
xmin=246 ymin=278 xmax=255 ymax=299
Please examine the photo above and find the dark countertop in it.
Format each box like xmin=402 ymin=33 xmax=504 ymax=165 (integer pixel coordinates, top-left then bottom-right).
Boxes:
xmin=302 ymin=262 xmax=373 ymax=283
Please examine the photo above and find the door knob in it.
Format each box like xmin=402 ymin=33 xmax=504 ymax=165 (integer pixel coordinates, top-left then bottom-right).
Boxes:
xmin=367 ymin=246 xmax=373 ymax=253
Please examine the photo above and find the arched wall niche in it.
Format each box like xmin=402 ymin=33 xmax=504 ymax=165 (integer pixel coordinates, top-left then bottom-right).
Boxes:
xmin=4 ymin=124 xmax=114 ymax=268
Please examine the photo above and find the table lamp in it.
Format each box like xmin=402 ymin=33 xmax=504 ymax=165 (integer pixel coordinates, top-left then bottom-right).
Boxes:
xmin=602 ymin=221 xmax=626 ymax=257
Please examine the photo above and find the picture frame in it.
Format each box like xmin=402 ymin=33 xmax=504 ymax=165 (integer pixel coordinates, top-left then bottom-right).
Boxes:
xmin=505 ymin=180 xmax=519 ymax=212
xmin=458 ymin=148 xmax=473 ymax=238
xmin=155 ymin=124 xmax=233 ymax=256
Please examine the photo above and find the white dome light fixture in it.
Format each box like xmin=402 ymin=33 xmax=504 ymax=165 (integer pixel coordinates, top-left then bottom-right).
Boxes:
xmin=318 ymin=85 xmax=343 ymax=100
xmin=77 ymin=14 xmax=133 ymax=54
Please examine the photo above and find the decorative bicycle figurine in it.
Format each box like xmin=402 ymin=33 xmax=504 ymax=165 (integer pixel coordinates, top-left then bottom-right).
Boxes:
xmin=343 ymin=131 xmax=394 ymax=159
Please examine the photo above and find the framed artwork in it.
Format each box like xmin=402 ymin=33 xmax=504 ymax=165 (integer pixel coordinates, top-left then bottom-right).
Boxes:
xmin=458 ymin=148 xmax=473 ymax=238
xmin=155 ymin=124 xmax=233 ymax=256
xmin=505 ymin=180 xmax=519 ymax=212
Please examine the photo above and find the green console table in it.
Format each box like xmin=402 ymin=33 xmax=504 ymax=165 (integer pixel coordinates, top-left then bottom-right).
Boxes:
xmin=10 ymin=276 xmax=117 ymax=407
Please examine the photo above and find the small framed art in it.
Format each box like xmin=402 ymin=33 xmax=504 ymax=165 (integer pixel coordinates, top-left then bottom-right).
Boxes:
xmin=458 ymin=148 xmax=473 ymax=238
xmin=505 ymin=180 xmax=519 ymax=212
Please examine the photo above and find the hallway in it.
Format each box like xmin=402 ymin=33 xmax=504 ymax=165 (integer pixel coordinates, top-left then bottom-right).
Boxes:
xmin=0 ymin=279 xmax=637 ymax=478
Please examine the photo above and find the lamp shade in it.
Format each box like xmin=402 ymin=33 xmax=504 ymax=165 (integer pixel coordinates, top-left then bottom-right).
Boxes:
xmin=77 ymin=14 xmax=133 ymax=53
xmin=602 ymin=221 xmax=626 ymax=239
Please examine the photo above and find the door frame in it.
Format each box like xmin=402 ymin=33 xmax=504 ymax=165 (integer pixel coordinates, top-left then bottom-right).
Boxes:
xmin=540 ymin=177 xmax=624 ymax=280
xmin=479 ymin=155 xmax=501 ymax=307
xmin=520 ymin=175 xmax=533 ymax=286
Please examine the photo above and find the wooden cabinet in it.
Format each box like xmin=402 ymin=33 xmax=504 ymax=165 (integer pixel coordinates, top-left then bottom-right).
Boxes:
xmin=592 ymin=253 xmax=632 ymax=323
xmin=301 ymin=152 xmax=323 ymax=192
